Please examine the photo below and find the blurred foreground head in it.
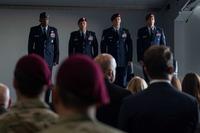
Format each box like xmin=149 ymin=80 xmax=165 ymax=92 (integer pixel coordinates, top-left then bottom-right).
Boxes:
xmin=55 ymin=54 xmax=109 ymax=109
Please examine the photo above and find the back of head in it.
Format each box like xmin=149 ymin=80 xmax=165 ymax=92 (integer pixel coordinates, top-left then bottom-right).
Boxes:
xmin=14 ymin=54 xmax=50 ymax=98
xmin=144 ymin=45 xmax=174 ymax=79
xmin=182 ymin=73 xmax=200 ymax=103
xmin=0 ymin=83 xmax=10 ymax=109
xmin=127 ymin=76 xmax=148 ymax=94
xmin=56 ymin=54 xmax=109 ymax=109
xmin=94 ymin=54 xmax=117 ymax=83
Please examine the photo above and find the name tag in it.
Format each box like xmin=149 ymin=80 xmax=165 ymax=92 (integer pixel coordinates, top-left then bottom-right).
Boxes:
xmin=50 ymin=31 xmax=56 ymax=38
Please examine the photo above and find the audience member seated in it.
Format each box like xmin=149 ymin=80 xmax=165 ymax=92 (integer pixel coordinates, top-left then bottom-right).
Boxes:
xmin=41 ymin=54 xmax=124 ymax=133
xmin=127 ymin=76 xmax=148 ymax=94
xmin=119 ymin=45 xmax=199 ymax=133
xmin=182 ymin=73 xmax=200 ymax=103
xmin=94 ymin=53 xmax=131 ymax=129
xmin=0 ymin=54 xmax=58 ymax=133
xmin=182 ymin=72 xmax=200 ymax=133
xmin=171 ymin=75 xmax=182 ymax=91
xmin=182 ymin=73 xmax=200 ymax=133
xmin=0 ymin=83 xmax=11 ymax=115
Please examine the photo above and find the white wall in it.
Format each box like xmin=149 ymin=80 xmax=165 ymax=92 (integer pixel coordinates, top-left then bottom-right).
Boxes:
xmin=175 ymin=6 xmax=200 ymax=78
xmin=0 ymin=7 xmax=147 ymax=101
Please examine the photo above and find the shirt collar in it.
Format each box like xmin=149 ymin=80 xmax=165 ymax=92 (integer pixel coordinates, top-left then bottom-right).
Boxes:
xmin=148 ymin=26 xmax=155 ymax=31
xmin=150 ymin=79 xmax=171 ymax=85
xmin=113 ymin=26 xmax=120 ymax=31
xmin=41 ymin=26 xmax=48 ymax=30
xmin=79 ymin=30 xmax=86 ymax=35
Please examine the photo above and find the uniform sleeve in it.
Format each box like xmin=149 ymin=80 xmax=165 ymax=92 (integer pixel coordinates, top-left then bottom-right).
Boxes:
xmin=126 ymin=29 xmax=133 ymax=62
xmin=28 ymin=28 xmax=34 ymax=54
xmin=53 ymin=28 xmax=59 ymax=64
xmin=100 ymin=30 xmax=107 ymax=53
xmin=92 ymin=32 xmax=98 ymax=57
xmin=68 ymin=33 xmax=74 ymax=56
xmin=160 ymin=28 xmax=166 ymax=46
xmin=137 ymin=29 xmax=143 ymax=62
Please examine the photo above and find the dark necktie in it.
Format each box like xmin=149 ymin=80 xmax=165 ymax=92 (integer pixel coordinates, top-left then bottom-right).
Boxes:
xmin=43 ymin=27 xmax=47 ymax=39
xmin=150 ymin=28 xmax=154 ymax=40
xmin=115 ymin=30 xmax=119 ymax=40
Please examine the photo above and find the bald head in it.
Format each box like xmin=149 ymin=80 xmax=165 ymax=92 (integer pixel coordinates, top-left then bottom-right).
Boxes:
xmin=0 ymin=83 xmax=10 ymax=109
xmin=94 ymin=54 xmax=117 ymax=83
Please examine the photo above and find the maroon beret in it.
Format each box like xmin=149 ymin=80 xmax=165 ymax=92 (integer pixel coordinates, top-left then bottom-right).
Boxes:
xmin=14 ymin=54 xmax=51 ymax=86
xmin=56 ymin=54 xmax=109 ymax=105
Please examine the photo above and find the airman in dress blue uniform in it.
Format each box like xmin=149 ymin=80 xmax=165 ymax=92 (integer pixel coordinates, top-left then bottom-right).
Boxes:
xmin=28 ymin=12 xmax=59 ymax=71
xmin=137 ymin=13 xmax=166 ymax=82
xmin=28 ymin=12 xmax=59 ymax=104
xmin=101 ymin=13 xmax=133 ymax=87
xmin=68 ymin=17 xmax=98 ymax=58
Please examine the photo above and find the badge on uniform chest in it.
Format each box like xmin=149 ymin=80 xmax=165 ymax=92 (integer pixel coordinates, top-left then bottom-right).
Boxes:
xmin=88 ymin=35 xmax=93 ymax=41
xmin=50 ymin=31 xmax=55 ymax=38
xmin=122 ymin=33 xmax=127 ymax=38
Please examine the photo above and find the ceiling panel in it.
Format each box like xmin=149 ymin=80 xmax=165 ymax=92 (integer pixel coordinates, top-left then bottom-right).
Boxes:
xmin=0 ymin=0 xmax=167 ymax=9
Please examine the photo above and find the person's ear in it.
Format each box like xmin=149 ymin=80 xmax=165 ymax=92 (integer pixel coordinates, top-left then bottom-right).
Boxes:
xmin=13 ymin=79 xmax=18 ymax=91
xmin=8 ymin=98 xmax=12 ymax=109
xmin=167 ymin=66 xmax=174 ymax=74
xmin=52 ymin=86 xmax=59 ymax=105
xmin=108 ymin=69 xmax=115 ymax=83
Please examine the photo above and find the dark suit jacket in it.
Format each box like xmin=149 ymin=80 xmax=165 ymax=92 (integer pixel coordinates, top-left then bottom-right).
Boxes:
xmin=137 ymin=26 xmax=166 ymax=62
xmin=68 ymin=30 xmax=98 ymax=58
xmin=28 ymin=25 xmax=59 ymax=68
xmin=101 ymin=27 xmax=133 ymax=67
xmin=119 ymin=82 xmax=199 ymax=133
xmin=96 ymin=78 xmax=131 ymax=128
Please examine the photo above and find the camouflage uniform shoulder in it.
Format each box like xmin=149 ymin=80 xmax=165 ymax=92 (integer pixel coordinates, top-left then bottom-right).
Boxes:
xmin=40 ymin=118 xmax=124 ymax=133
xmin=0 ymin=100 xmax=58 ymax=133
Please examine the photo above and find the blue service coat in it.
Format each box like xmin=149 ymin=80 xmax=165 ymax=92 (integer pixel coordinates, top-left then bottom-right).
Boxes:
xmin=137 ymin=26 xmax=166 ymax=62
xmin=100 ymin=27 xmax=133 ymax=67
xmin=28 ymin=25 xmax=59 ymax=68
xmin=68 ymin=30 xmax=98 ymax=58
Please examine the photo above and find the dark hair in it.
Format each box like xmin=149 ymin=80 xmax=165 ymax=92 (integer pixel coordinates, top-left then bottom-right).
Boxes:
xmin=14 ymin=54 xmax=50 ymax=98
xmin=56 ymin=54 xmax=109 ymax=109
xmin=182 ymin=73 xmax=200 ymax=103
xmin=78 ymin=17 xmax=87 ymax=24
xmin=144 ymin=45 xmax=173 ymax=79
xmin=111 ymin=13 xmax=120 ymax=21
xmin=145 ymin=13 xmax=155 ymax=21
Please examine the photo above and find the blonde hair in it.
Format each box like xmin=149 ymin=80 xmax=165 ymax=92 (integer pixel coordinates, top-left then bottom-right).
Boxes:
xmin=127 ymin=76 xmax=148 ymax=94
